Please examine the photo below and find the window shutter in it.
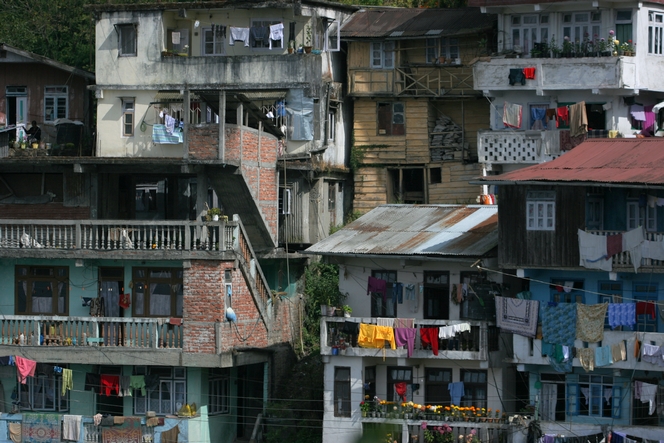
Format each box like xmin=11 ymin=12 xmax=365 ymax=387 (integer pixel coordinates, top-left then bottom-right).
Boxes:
xmin=612 ymin=385 xmax=622 ymax=418
xmin=566 ymin=383 xmax=579 ymax=416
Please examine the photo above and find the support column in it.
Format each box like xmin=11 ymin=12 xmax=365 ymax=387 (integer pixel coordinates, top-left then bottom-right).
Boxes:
xmin=184 ymin=88 xmax=190 ymax=159
xmin=196 ymin=171 xmax=208 ymax=221
xmin=218 ymin=90 xmax=226 ymax=161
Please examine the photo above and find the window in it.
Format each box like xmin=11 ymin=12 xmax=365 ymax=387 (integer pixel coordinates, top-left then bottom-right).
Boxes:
xmin=586 ymin=103 xmax=606 ymax=130
xmin=167 ymin=29 xmax=189 ymax=55
xmin=576 ymin=375 xmax=617 ymax=418
xmin=19 ymin=364 xmax=68 ymax=411
xmin=279 ymin=187 xmax=292 ymax=215
xmin=370 ymin=270 xmax=397 ymax=317
xmin=430 ymin=168 xmax=442 ymax=184
xmin=550 ymin=279 xmax=584 ymax=303
xmin=510 ymin=14 xmax=549 ymax=54
xmin=562 ymin=12 xmax=600 ymax=45
xmin=425 ymin=368 xmax=452 ymax=406
xmin=526 ymin=191 xmax=555 ymax=231
xmin=540 ymin=373 xmax=566 ymax=421
xmin=648 ymin=11 xmax=664 ymax=55
xmin=122 ymin=98 xmax=135 ymax=137
xmin=364 ymin=366 xmax=376 ymax=401
xmin=423 ymin=271 xmax=449 ymax=320
xmin=371 ymin=42 xmax=395 ymax=69
xmin=134 ymin=367 xmax=186 ymax=415
xmin=251 ymin=19 xmax=282 ymax=49
xmin=627 ymin=199 xmax=656 ymax=232
xmin=15 ymin=266 xmax=68 ymax=315
xmin=633 ymin=283 xmax=658 ymax=332
xmin=460 ymin=370 xmax=487 ymax=409
xmin=132 ymin=268 xmax=183 ymax=317
xmin=116 ymin=24 xmax=137 ymax=57
xmin=388 ymin=168 xmax=424 ymax=203
xmin=387 ymin=367 xmax=412 ymax=403
xmin=44 ymin=86 xmax=67 ymax=122
xmin=616 ymin=10 xmax=633 ymax=48
xmin=326 ymin=19 xmax=341 ymax=52
xmin=377 ymin=102 xmax=405 ymax=136
xmin=426 ymin=38 xmax=459 ymax=63
xmin=334 ymin=367 xmax=351 ymax=417
xmin=327 ymin=106 xmax=337 ymax=142
xmin=209 ymin=368 xmax=230 ymax=415
xmin=586 ymin=193 xmax=604 ymax=230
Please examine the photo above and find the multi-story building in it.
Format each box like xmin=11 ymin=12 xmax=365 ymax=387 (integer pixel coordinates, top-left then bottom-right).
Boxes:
xmin=469 ymin=0 xmax=664 ymax=176
xmin=0 ymin=1 xmax=359 ymax=442
xmin=478 ymin=138 xmax=664 ymax=441
xmin=340 ymin=8 xmax=496 ymax=214
xmin=306 ymin=204 xmax=516 ymax=443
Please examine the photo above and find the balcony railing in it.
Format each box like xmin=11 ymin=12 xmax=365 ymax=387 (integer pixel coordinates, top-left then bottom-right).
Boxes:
xmin=477 ymin=129 xmax=564 ymax=166
xmin=0 ymin=315 xmax=183 ymax=349
xmin=0 ymin=219 xmax=236 ymax=252
xmin=359 ymin=419 xmax=507 ymax=443
xmin=322 ymin=317 xmax=493 ymax=360
xmin=589 ymin=230 xmax=664 ymax=270
xmin=349 ymin=65 xmax=478 ymax=97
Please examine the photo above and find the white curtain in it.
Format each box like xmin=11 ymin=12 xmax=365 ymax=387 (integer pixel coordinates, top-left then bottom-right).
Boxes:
xmin=540 ymin=383 xmax=558 ymax=421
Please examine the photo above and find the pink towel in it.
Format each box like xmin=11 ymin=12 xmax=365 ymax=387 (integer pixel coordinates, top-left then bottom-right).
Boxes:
xmin=15 ymin=356 xmax=37 ymax=384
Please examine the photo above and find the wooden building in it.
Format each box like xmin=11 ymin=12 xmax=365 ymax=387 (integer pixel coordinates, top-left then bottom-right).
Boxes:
xmin=340 ymin=8 xmax=496 ymax=213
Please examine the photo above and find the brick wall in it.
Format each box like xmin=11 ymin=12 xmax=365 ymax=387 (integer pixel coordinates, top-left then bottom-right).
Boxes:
xmin=183 ymin=260 xmax=295 ymax=354
xmin=188 ymin=125 xmax=219 ymax=160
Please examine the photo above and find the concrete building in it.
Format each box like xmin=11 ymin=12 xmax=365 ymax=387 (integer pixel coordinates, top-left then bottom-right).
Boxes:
xmin=305 ymin=204 xmax=516 ymax=443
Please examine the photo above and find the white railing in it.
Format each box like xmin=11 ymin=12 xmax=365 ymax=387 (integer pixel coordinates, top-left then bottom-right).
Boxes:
xmin=477 ymin=129 xmax=562 ymax=166
xmin=0 ymin=315 xmax=183 ymax=349
xmin=0 ymin=219 xmax=236 ymax=252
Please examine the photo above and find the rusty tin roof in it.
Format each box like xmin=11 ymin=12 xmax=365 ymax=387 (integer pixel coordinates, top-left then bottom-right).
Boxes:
xmin=478 ymin=138 xmax=664 ymax=187
xmin=305 ymin=204 xmax=498 ymax=258
xmin=340 ymin=7 xmax=495 ymax=39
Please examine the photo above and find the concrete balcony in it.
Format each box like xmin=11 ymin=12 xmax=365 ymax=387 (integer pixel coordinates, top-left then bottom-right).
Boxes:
xmin=0 ymin=219 xmax=237 ymax=260
xmin=473 ymin=56 xmax=636 ymax=93
xmin=322 ymin=317 xmax=496 ymax=361
xmin=361 ymin=418 xmax=507 ymax=443
xmin=510 ymin=330 xmax=664 ymax=371
xmin=477 ymin=129 xmax=563 ymax=167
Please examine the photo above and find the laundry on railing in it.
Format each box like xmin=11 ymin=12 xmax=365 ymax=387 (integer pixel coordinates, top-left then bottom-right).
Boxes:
xmin=152 ymin=124 xmax=183 ymax=144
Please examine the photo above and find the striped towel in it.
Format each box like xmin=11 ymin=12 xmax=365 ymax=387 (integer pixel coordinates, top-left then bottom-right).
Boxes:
xmin=152 ymin=124 xmax=183 ymax=144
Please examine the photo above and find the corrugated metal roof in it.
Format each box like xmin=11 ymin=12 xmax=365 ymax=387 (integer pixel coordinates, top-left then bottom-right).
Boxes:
xmin=305 ymin=204 xmax=498 ymax=257
xmin=340 ymin=8 xmax=495 ymax=39
xmin=479 ymin=139 xmax=664 ymax=186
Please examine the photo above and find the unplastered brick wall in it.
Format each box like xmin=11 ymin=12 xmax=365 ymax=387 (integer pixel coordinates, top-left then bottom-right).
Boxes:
xmin=188 ymin=125 xmax=219 ymax=160
xmin=183 ymin=260 xmax=294 ymax=354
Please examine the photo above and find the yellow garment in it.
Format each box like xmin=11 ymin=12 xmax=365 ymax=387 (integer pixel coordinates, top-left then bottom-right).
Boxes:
xmin=609 ymin=130 xmax=619 ymax=138
xmin=61 ymin=368 xmax=73 ymax=396
xmin=8 ymin=423 xmax=20 ymax=443
xmin=374 ymin=325 xmax=396 ymax=350
xmin=577 ymin=348 xmax=595 ymax=372
xmin=358 ymin=324 xmax=377 ymax=348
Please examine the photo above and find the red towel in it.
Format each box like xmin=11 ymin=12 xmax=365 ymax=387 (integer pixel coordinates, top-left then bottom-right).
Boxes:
xmin=606 ymin=234 xmax=623 ymax=258
xmin=394 ymin=382 xmax=408 ymax=402
xmin=15 ymin=356 xmax=37 ymax=384
xmin=101 ymin=375 xmax=120 ymax=396
xmin=119 ymin=293 xmax=131 ymax=309
xmin=557 ymin=106 xmax=569 ymax=125
xmin=523 ymin=67 xmax=536 ymax=79
xmin=169 ymin=318 xmax=183 ymax=326
xmin=420 ymin=327 xmax=439 ymax=356
xmin=636 ymin=301 xmax=656 ymax=320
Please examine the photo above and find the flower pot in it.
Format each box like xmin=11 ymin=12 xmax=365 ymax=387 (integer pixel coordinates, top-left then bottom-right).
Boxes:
xmin=344 ymin=312 xmax=351 ymax=317
xmin=362 ymin=411 xmax=367 ymax=417
xmin=304 ymin=46 xmax=313 ymax=54
xmin=288 ymin=47 xmax=294 ymax=54
xmin=326 ymin=306 xmax=336 ymax=316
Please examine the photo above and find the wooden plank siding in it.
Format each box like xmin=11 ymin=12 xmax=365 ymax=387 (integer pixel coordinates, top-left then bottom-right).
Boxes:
xmin=428 ymin=162 xmax=482 ymax=204
xmin=498 ymin=185 xmax=585 ymax=269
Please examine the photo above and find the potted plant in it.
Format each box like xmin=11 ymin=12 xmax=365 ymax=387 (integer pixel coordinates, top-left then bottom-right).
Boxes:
xmin=342 ymin=305 xmax=352 ymax=317
xmin=304 ymin=25 xmax=313 ymax=53
xmin=620 ymin=40 xmax=635 ymax=56
xmin=206 ymin=207 xmax=222 ymax=221
xmin=288 ymin=40 xmax=295 ymax=54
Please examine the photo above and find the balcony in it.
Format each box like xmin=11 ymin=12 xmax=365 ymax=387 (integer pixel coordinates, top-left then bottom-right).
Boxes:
xmin=477 ymin=129 xmax=564 ymax=166
xmin=589 ymin=230 xmax=664 ymax=272
xmin=473 ymin=56 xmax=636 ymax=93
xmin=322 ymin=317 xmax=497 ymax=360
xmin=0 ymin=219 xmax=236 ymax=260
xmin=361 ymin=419 xmax=507 ymax=443
xmin=510 ymin=330 xmax=664 ymax=371
xmin=349 ymin=64 xmax=479 ymax=97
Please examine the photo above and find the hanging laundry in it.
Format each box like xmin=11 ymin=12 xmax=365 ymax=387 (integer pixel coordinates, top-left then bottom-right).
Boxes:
xmin=448 ymin=381 xmax=465 ymax=405
xmin=545 ymin=109 xmax=558 ymax=128
xmin=636 ymin=301 xmax=656 ymax=319
xmin=643 ymin=105 xmax=656 ymax=136
xmin=61 ymin=369 xmax=73 ymax=396
xmin=623 ymin=226 xmax=645 ymax=272
xmin=523 ymin=67 xmax=536 ymax=79
xmin=642 ymin=239 xmax=664 ymax=261
xmin=100 ymin=374 xmax=120 ymax=396
xmin=269 ymin=23 xmax=284 ymax=49
xmin=577 ymin=347 xmax=596 ymax=372
xmin=420 ymin=327 xmax=439 ymax=355
xmin=250 ymin=26 xmax=269 ymax=46
xmin=393 ymin=318 xmax=414 ymax=328
xmin=502 ymin=102 xmax=523 ymax=128
xmin=578 ymin=229 xmax=612 ymax=271
xmin=394 ymin=382 xmax=408 ymax=402
xmin=595 ymin=346 xmax=613 ymax=367
xmin=367 ymin=276 xmax=387 ymax=299
xmin=508 ymin=68 xmax=526 ymax=85
xmin=62 ymin=415 xmax=82 ymax=441
xmin=556 ymin=106 xmax=569 ymax=126
xmin=531 ymin=107 xmax=547 ymax=130
xmin=392 ymin=282 xmax=403 ymax=304
xmin=640 ymin=382 xmax=658 ymax=415
xmin=569 ymin=101 xmax=588 ymax=137
xmin=229 ymin=27 xmax=250 ymax=47
xmin=606 ymin=233 xmax=623 ymax=258
xmin=611 ymin=341 xmax=627 ymax=362
xmin=630 ymin=104 xmax=646 ymax=121
xmin=608 ymin=303 xmax=636 ymax=329
xmin=641 ymin=343 xmax=664 ymax=366
xmin=85 ymin=373 xmax=101 ymax=393
xmin=15 ymin=356 xmax=37 ymax=384
xmin=576 ymin=303 xmax=609 ymax=342
xmin=129 ymin=375 xmax=146 ymax=396
xmin=358 ymin=323 xmax=377 ymax=348
xmin=542 ymin=303 xmax=577 ymax=347
xmin=374 ymin=325 xmax=396 ymax=350
xmin=394 ymin=328 xmax=416 ymax=357
xmin=404 ymin=284 xmax=416 ymax=300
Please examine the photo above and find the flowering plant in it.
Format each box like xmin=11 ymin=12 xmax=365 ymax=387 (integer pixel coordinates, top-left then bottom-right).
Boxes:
xmin=458 ymin=429 xmax=480 ymax=443
xmin=620 ymin=40 xmax=635 ymax=53
xmin=360 ymin=401 xmax=372 ymax=413
xmin=423 ymin=424 xmax=454 ymax=443
xmin=495 ymin=409 xmax=501 ymax=418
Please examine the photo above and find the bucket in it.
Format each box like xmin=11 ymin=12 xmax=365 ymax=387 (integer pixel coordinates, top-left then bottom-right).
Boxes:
xmin=331 ymin=347 xmax=339 ymax=356
xmin=32 ymin=142 xmax=39 ymax=149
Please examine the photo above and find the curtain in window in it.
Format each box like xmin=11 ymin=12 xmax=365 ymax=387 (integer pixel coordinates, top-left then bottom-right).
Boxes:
xmin=540 ymin=383 xmax=558 ymax=421
xmin=150 ymin=283 xmax=172 ymax=316
xmin=101 ymin=281 xmax=120 ymax=317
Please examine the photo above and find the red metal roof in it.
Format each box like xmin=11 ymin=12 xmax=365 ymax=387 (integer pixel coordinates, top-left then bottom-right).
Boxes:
xmin=480 ymin=138 xmax=664 ymax=186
